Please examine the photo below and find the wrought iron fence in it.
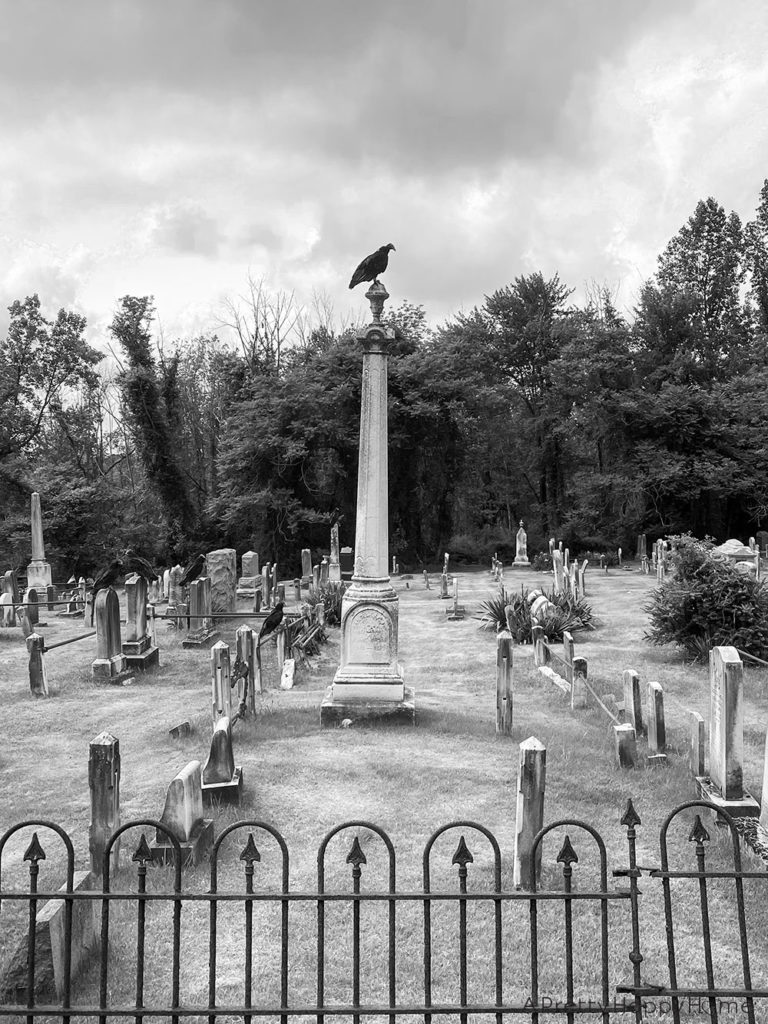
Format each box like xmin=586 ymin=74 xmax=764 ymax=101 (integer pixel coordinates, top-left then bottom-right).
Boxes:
xmin=0 ymin=800 xmax=766 ymax=1023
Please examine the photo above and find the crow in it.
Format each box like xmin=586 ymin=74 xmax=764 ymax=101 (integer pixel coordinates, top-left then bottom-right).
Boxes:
xmin=231 ymin=653 xmax=250 ymax=719
xmin=349 ymin=243 xmax=395 ymax=289
xmin=329 ymin=507 xmax=344 ymax=528
xmin=180 ymin=554 xmax=206 ymax=587
xmin=124 ymin=549 xmax=160 ymax=582
xmin=90 ymin=559 xmax=124 ymax=623
xmin=258 ymin=601 xmax=284 ymax=646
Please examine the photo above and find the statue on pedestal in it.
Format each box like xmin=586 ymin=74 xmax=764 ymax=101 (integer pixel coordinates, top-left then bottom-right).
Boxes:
xmin=514 ymin=520 xmax=530 ymax=566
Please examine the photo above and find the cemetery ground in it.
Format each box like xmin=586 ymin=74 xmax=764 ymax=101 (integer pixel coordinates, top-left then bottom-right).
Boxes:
xmin=2 ymin=567 xmax=768 ymax=1014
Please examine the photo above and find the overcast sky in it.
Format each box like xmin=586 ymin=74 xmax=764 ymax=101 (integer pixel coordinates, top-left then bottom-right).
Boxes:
xmin=2 ymin=0 xmax=767 ymax=343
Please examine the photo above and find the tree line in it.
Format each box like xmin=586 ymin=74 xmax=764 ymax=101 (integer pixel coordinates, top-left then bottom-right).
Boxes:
xmin=2 ymin=182 xmax=768 ymax=578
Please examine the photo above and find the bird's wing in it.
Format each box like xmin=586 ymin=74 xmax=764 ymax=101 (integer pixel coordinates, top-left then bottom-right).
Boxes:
xmin=349 ymin=252 xmax=374 ymax=289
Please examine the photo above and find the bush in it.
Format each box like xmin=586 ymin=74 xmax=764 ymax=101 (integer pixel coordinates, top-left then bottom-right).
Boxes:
xmin=644 ymin=535 xmax=768 ymax=661
xmin=477 ymin=584 xmax=595 ymax=642
xmin=531 ymin=551 xmax=553 ymax=572
xmin=304 ymin=582 xmax=346 ymax=625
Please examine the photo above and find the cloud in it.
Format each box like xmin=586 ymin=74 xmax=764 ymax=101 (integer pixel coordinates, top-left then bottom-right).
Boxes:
xmin=145 ymin=202 xmax=223 ymax=256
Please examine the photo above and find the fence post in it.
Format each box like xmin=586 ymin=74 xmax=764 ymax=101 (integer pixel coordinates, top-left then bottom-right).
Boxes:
xmin=513 ymin=736 xmax=546 ymax=889
xmin=571 ymin=655 xmax=588 ymax=710
xmin=89 ymin=732 xmax=120 ymax=877
xmin=211 ymin=641 xmax=232 ymax=723
xmin=236 ymin=625 xmax=257 ymax=714
xmin=27 ymin=632 xmax=48 ymax=697
xmin=276 ymin=625 xmax=286 ymax=671
xmin=496 ymin=630 xmax=513 ymax=735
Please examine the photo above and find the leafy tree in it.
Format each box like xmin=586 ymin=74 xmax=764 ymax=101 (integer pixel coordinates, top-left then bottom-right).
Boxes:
xmin=744 ymin=178 xmax=768 ymax=337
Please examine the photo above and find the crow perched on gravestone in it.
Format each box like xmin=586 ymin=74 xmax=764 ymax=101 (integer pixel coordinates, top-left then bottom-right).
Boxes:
xmin=180 ymin=554 xmax=206 ymax=587
xmin=124 ymin=549 xmax=160 ymax=581
xmin=90 ymin=559 xmax=124 ymax=623
xmin=258 ymin=601 xmax=284 ymax=646
xmin=348 ymin=244 xmax=396 ymax=289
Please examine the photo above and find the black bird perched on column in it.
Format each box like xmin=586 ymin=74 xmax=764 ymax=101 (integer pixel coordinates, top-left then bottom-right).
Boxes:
xmin=257 ymin=601 xmax=284 ymax=647
xmin=349 ymin=243 xmax=395 ymax=289
xmin=90 ymin=558 xmax=124 ymax=624
xmin=124 ymin=549 xmax=159 ymax=582
xmin=180 ymin=554 xmax=206 ymax=587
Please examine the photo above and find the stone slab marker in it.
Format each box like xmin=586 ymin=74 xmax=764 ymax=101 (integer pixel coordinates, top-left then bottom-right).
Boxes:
xmin=25 ymin=588 xmax=39 ymax=626
xmin=440 ymin=573 xmax=449 ymax=599
xmin=552 ymin=550 xmax=564 ymax=594
xmin=613 ymin=723 xmax=637 ymax=768
xmin=92 ymin=588 xmax=126 ymax=680
xmin=27 ymin=491 xmax=52 ymax=589
xmin=623 ymin=670 xmax=645 ymax=736
xmin=513 ymin=737 xmax=546 ymax=889
xmin=122 ymin=573 xmax=159 ymax=670
xmin=235 ymin=624 xmax=257 ymax=712
xmin=329 ymin=524 xmax=341 ymax=583
xmin=647 ymin=681 xmax=666 ymax=761
xmin=301 ymin=548 xmax=312 ymax=579
xmin=496 ymin=630 xmax=513 ymax=735
xmin=202 ymin=716 xmax=242 ymax=805
xmin=690 ymin=711 xmax=705 ymax=777
xmin=27 ymin=633 xmax=48 ymax=697
xmin=89 ymin=732 xmax=120 ymax=877
xmin=242 ymin=550 xmax=259 ymax=578
xmin=206 ymin=548 xmax=236 ymax=616
xmin=262 ymin=565 xmax=271 ymax=607
xmin=151 ymin=761 xmax=213 ymax=866
xmin=709 ymin=646 xmax=743 ymax=798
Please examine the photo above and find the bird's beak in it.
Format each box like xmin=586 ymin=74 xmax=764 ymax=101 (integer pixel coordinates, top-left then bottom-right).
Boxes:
xmin=391 ymin=245 xmax=396 ymax=251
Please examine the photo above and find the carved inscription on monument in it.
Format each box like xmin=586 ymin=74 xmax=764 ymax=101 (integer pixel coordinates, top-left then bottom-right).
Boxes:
xmin=346 ymin=607 xmax=391 ymax=665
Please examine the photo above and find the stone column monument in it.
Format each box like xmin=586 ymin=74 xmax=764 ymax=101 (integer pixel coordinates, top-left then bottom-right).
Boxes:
xmin=322 ymin=282 xmax=413 ymax=723
xmin=27 ymin=492 xmax=53 ymax=589
xmin=513 ymin=520 xmax=530 ymax=567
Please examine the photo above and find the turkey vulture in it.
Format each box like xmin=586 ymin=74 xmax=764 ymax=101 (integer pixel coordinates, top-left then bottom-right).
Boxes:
xmin=124 ymin=549 xmax=159 ymax=581
xmin=349 ymin=244 xmax=395 ymax=289
xmin=180 ymin=554 xmax=206 ymax=587
xmin=90 ymin=559 xmax=124 ymax=623
xmin=258 ymin=601 xmax=284 ymax=645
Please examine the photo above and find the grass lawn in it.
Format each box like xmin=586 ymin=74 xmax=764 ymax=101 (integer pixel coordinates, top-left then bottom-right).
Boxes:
xmin=1 ymin=563 xmax=767 ymax=1018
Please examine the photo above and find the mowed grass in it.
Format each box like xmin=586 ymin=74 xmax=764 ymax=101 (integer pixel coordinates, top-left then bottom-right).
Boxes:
xmin=1 ymin=565 xmax=768 ymax=1020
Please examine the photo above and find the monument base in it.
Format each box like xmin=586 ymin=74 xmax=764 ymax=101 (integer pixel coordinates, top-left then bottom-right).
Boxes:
xmin=321 ymin=684 xmax=415 ymax=727
xmin=182 ymin=627 xmax=219 ymax=649
xmin=512 ymin=559 xmax=530 ymax=568
xmin=92 ymin=655 xmax=127 ymax=680
xmin=695 ymin=776 xmax=760 ymax=819
xmin=150 ymin=819 xmax=214 ymax=867
xmin=123 ymin=643 xmax=160 ymax=671
xmin=202 ymin=766 xmax=243 ymax=806
xmin=27 ymin=560 xmax=52 ymax=589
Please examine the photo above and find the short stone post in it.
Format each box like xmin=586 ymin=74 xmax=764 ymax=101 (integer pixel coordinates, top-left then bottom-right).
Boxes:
xmin=89 ymin=732 xmax=120 ymax=877
xmin=46 ymin=584 xmax=56 ymax=611
xmin=329 ymin=524 xmax=342 ymax=583
xmin=261 ymin=565 xmax=271 ymax=608
xmin=531 ymin=624 xmax=547 ymax=667
xmin=312 ymin=564 xmax=320 ymax=594
xmin=25 ymin=588 xmax=39 ymax=626
xmin=235 ymin=624 xmax=257 ymax=713
xmin=27 ymin=632 xmax=48 ymax=697
xmin=276 ymin=625 xmax=286 ymax=671
xmin=496 ymin=630 xmax=513 ymax=735
xmin=690 ymin=711 xmax=705 ymax=777
xmin=92 ymin=588 xmax=126 ymax=679
xmin=571 ymin=656 xmax=588 ymax=709
xmin=254 ymin=589 xmax=262 ymax=613
xmin=272 ymin=562 xmax=279 ymax=596
xmin=440 ymin=573 xmax=448 ymax=599
xmin=423 ymin=570 xmax=431 ymax=590
xmin=277 ymin=582 xmax=286 ymax=604
xmin=513 ymin=737 xmax=546 ymax=889
xmin=647 ymin=681 xmax=666 ymax=764
xmin=211 ymin=641 xmax=232 ymax=723
xmin=320 ymin=557 xmax=329 ymax=585
xmin=622 ymin=670 xmax=645 ymax=736
xmin=613 ymin=723 xmax=637 ymax=768
xmin=293 ymin=578 xmax=302 ymax=603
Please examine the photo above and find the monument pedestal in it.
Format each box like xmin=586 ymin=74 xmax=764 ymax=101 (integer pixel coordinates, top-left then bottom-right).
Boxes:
xmin=182 ymin=627 xmax=219 ymax=649
xmin=202 ymin=766 xmax=243 ymax=806
xmin=92 ymin=654 xmax=128 ymax=680
xmin=27 ymin=559 xmax=52 ymax=589
xmin=695 ymin=776 xmax=759 ymax=820
xmin=150 ymin=819 xmax=214 ymax=867
xmin=330 ymin=581 xmax=405 ymax=702
xmin=122 ymin=635 xmax=160 ymax=671
xmin=321 ymin=685 xmax=415 ymax=726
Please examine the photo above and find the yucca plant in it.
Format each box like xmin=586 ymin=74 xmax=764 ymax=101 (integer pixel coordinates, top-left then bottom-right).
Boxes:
xmin=477 ymin=583 xmax=595 ymax=640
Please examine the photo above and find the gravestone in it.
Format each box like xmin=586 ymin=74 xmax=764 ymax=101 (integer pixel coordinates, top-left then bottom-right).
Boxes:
xmin=552 ymin=550 xmax=564 ymax=594
xmin=329 ymin=525 xmax=342 ymax=583
xmin=202 ymin=717 xmax=242 ymax=805
xmin=27 ymin=633 xmax=48 ymax=697
xmin=237 ymin=550 xmax=259 ymax=595
xmin=647 ymin=681 xmax=666 ymax=763
xmin=162 ymin=568 xmax=171 ymax=599
xmin=122 ymin=573 xmax=159 ymax=670
xmin=206 ymin=548 xmax=237 ymax=616
xmin=262 ymin=565 xmax=271 ymax=607
xmin=0 ymin=593 xmax=16 ymax=627
xmin=622 ymin=670 xmax=645 ymax=736
xmin=613 ymin=723 xmax=637 ymax=769
xmin=23 ymin=588 xmax=40 ymax=627
xmin=27 ymin=491 xmax=52 ymax=589
xmin=301 ymin=548 xmax=312 ymax=580
xmin=339 ymin=546 xmax=354 ymax=580
xmin=167 ymin=565 xmax=183 ymax=609
xmin=182 ymin=576 xmax=218 ymax=648
xmin=150 ymin=761 xmax=213 ymax=866
xmin=696 ymin=646 xmax=759 ymax=817
xmin=242 ymin=550 xmax=259 ymax=577
xmin=92 ymin=588 xmax=127 ymax=680
xmin=211 ymin=640 xmax=232 ymax=723
xmin=690 ymin=711 xmax=705 ymax=777
xmin=320 ymin=556 xmax=329 ymax=585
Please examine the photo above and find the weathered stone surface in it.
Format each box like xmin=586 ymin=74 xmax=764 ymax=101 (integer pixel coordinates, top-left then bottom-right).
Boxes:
xmin=329 ymin=525 xmax=341 ymax=582
xmin=691 ymin=710 xmax=705 ymax=777
xmin=1 ymin=592 xmax=16 ymax=627
xmin=89 ymin=732 xmax=120 ymax=877
xmin=301 ymin=548 xmax=312 ymax=578
xmin=647 ymin=681 xmax=666 ymax=755
xmin=709 ymin=646 xmax=744 ymax=800
xmin=0 ymin=870 xmax=99 ymax=1003
xmin=27 ymin=492 xmax=52 ymax=589
xmin=513 ymin=521 xmax=530 ymax=565
xmin=157 ymin=761 xmax=204 ymax=843
xmin=613 ymin=723 xmax=637 ymax=768
xmin=280 ymin=658 xmax=296 ymax=690
xmin=124 ymin=573 xmax=146 ymax=643
xmin=203 ymin=717 xmax=236 ymax=784
xmin=513 ymin=736 xmax=546 ymax=889
xmin=206 ymin=548 xmax=236 ymax=616
xmin=92 ymin=588 xmax=126 ymax=679
xmin=623 ymin=669 xmax=644 ymax=736
xmin=211 ymin=640 xmax=232 ymax=722
xmin=242 ymin=550 xmax=259 ymax=577
xmin=27 ymin=632 xmax=48 ymax=697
